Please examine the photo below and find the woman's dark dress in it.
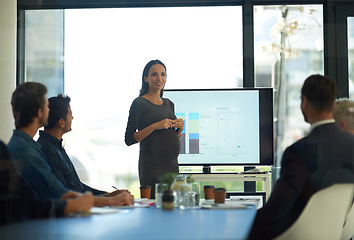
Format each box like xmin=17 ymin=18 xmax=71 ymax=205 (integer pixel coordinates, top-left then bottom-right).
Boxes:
xmin=125 ymin=97 xmax=180 ymax=198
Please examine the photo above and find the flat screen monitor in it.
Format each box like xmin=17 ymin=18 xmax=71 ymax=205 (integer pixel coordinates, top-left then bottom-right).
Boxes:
xmin=163 ymin=88 xmax=274 ymax=166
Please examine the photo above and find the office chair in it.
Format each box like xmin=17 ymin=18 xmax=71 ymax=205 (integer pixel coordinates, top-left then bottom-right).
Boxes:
xmin=319 ymin=169 xmax=354 ymax=240
xmin=0 ymin=140 xmax=20 ymax=224
xmin=274 ymin=183 xmax=354 ymax=240
xmin=341 ymin=201 xmax=354 ymax=240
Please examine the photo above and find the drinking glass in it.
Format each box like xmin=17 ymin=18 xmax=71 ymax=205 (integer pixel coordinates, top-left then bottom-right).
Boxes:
xmin=175 ymin=183 xmax=191 ymax=209
xmin=190 ymin=182 xmax=201 ymax=206
xmin=155 ymin=183 xmax=169 ymax=208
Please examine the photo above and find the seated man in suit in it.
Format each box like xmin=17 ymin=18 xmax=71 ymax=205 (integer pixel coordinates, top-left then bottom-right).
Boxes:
xmin=248 ymin=74 xmax=354 ymax=240
xmin=37 ymin=94 xmax=128 ymax=197
xmin=333 ymin=98 xmax=354 ymax=134
xmin=0 ymin=139 xmax=94 ymax=224
xmin=7 ymin=82 xmax=133 ymax=208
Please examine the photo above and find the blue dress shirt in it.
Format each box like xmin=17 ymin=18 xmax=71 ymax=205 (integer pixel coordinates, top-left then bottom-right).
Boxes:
xmin=37 ymin=131 xmax=105 ymax=196
xmin=7 ymin=130 xmax=67 ymax=200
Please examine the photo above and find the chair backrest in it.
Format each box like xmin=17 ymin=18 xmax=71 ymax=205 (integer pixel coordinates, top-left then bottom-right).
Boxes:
xmin=274 ymin=183 xmax=354 ymax=240
xmin=341 ymin=201 xmax=354 ymax=240
xmin=0 ymin=140 xmax=10 ymax=159
xmin=0 ymin=140 xmax=19 ymax=195
xmin=323 ymin=169 xmax=354 ymax=240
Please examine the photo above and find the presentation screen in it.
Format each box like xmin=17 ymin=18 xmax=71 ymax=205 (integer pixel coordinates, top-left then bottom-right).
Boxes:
xmin=164 ymin=88 xmax=274 ymax=166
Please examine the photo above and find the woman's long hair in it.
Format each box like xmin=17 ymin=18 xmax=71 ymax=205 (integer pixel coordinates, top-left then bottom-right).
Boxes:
xmin=139 ymin=59 xmax=166 ymax=97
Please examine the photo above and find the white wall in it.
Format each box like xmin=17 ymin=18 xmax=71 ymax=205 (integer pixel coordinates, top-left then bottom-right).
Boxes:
xmin=0 ymin=0 xmax=16 ymax=143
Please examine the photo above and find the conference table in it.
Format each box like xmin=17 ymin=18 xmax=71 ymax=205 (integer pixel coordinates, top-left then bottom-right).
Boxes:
xmin=0 ymin=203 xmax=257 ymax=240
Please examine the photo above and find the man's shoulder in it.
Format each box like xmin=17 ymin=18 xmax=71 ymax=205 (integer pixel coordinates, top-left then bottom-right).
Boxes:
xmin=37 ymin=134 xmax=51 ymax=147
xmin=37 ymin=131 xmax=57 ymax=144
xmin=283 ymin=135 xmax=316 ymax=157
xmin=7 ymin=133 xmax=30 ymax=152
xmin=287 ymin=136 xmax=308 ymax=149
xmin=8 ymin=136 xmax=41 ymax=160
xmin=286 ymin=124 xmax=354 ymax=155
xmin=37 ymin=134 xmax=61 ymax=163
xmin=311 ymin=123 xmax=354 ymax=141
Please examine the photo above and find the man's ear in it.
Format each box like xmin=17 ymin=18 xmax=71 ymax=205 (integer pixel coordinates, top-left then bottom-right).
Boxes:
xmin=301 ymin=96 xmax=309 ymax=112
xmin=338 ymin=120 xmax=349 ymax=131
xmin=302 ymin=96 xmax=309 ymax=107
xmin=37 ymin=108 xmax=43 ymax=119
xmin=58 ymin=119 xmax=65 ymax=128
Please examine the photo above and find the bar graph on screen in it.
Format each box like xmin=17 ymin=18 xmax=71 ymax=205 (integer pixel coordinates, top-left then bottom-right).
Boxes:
xmin=176 ymin=113 xmax=186 ymax=154
xmin=189 ymin=113 xmax=200 ymax=154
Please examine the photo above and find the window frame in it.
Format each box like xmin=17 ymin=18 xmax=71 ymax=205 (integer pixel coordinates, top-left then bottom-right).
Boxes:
xmin=16 ymin=0 xmax=353 ymax=172
xmin=19 ymin=0 xmax=354 ymax=194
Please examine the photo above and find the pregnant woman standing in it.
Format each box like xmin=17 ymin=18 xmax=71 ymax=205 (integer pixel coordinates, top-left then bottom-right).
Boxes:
xmin=125 ymin=59 xmax=184 ymax=198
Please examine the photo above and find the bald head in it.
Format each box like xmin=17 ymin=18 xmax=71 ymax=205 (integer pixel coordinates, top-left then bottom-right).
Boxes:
xmin=333 ymin=98 xmax=354 ymax=134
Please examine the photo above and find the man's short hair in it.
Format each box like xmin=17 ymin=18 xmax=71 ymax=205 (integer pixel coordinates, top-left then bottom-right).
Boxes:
xmin=45 ymin=94 xmax=71 ymax=129
xmin=333 ymin=98 xmax=354 ymax=130
xmin=301 ymin=74 xmax=337 ymax=112
xmin=11 ymin=82 xmax=47 ymax=129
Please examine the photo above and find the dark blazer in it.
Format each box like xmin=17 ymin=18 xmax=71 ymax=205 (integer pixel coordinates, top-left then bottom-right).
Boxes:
xmin=248 ymin=123 xmax=354 ymax=239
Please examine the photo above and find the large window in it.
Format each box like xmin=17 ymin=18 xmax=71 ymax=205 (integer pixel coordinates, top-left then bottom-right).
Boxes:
xmin=24 ymin=10 xmax=64 ymax=97
xmin=348 ymin=17 xmax=354 ymax=98
xmin=21 ymin=3 xmax=332 ymax=196
xmin=24 ymin=6 xmax=243 ymax=195
xmin=254 ymin=5 xmax=323 ymax=164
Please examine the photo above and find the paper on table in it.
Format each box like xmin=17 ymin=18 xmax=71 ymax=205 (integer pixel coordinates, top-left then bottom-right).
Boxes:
xmin=110 ymin=199 xmax=156 ymax=209
xmin=111 ymin=203 xmax=150 ymax=209
xmin=229 ymin=196 xmax=262 ymax=209
xmin=90 ymin=207 xmax=120 ymax=214
xmin=202 ymin=203 xmax=248 ymax=209
xmin=202 ymin=201 xmax=248 ymax=209
xmin=139 ymin=199 xmax=156 ymax=206
xmin=68 ymin=207 xmax=119 ymax=217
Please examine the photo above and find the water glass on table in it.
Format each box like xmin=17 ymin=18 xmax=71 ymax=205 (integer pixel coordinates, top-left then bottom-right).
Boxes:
xmin=175 ymin=183 xmax=191 ymax=209
xmin=155 ymin=183 xmax=169 ymax=208
xmin=190 ymin=182 xmax=201 ymax=206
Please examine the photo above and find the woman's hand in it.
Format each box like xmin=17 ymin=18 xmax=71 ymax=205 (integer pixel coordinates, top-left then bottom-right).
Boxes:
xmin=154 ymin=119 xmax=175 ymax=130
xmin=134 ymin=118 xmax=183 ymax=143
xmin=172 ymin=118 xmax=184 ymax=130
xmin=173 ymin=118 xmax=185 ymax=138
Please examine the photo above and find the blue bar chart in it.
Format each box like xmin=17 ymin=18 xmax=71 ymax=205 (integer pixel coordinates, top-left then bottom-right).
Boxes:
xmin=176 ymin=113 xmax=186 ymax=154
xmin=189 ymin=113 xmax=200 ymax=154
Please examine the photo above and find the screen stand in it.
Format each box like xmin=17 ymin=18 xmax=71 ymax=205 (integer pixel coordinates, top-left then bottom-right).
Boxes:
xmin=202 ymin=165 xmax=211 ymax=174
xmin=244 ymin=167 xmax=256 ymax=192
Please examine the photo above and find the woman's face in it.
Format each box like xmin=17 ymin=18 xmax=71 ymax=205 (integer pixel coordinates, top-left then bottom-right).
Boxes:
xmin=144 ymin=64 xmax=166 ymax=92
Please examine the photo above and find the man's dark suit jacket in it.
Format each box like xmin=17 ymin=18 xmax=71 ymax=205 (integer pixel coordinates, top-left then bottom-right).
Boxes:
xmin=248 ymin=123 xmax=354 ymax=239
